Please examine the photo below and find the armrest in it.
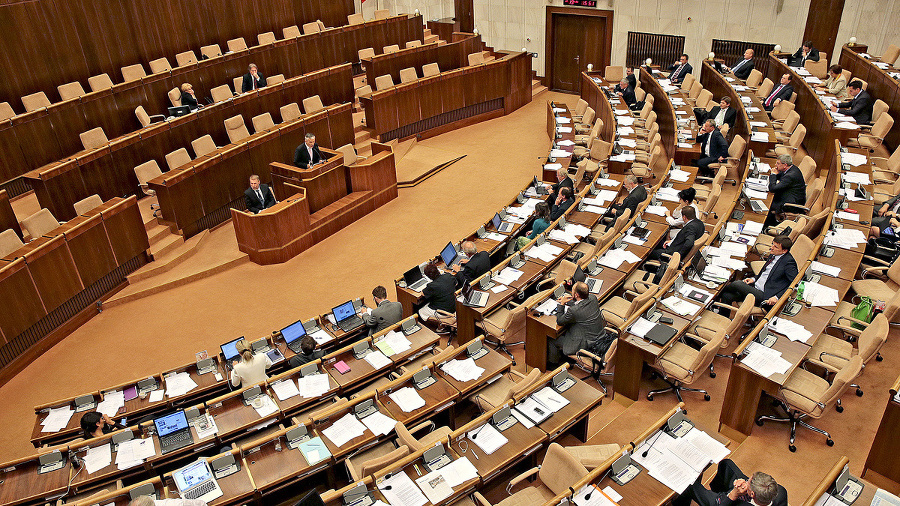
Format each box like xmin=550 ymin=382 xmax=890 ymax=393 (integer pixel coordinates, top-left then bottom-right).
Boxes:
xmin=473 ymin=492 xmax=492 ymax=506
xmin=804 ymin=356 xmax=841 ymax=374
xmin=711 ymin=302 xmax=735 ymax=314
xmin=779 ymin=383 xmax=826 ymax=410
xmin=828 ymin=321 xmax=865 ymax=337
xmin=506 ymin=467 xmax=541 ymax=495
xmin=780 ymin=203 xmax=809 ymax=214
xmin=682 ymin=332 xmax=708 ymax=346
xmin=509 ymin=369 xmax=527 ymax=379
xmin=409 ymin=420 xmax=436 ymax=436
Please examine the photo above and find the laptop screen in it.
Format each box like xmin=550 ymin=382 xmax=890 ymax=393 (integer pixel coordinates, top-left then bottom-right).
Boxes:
xmin=461 ymin=283 xmax=474 ymax=301
xmin=280 ymin=319 xmax=307 ymax=344
xmin=403 ymin=266 xmax=423 ymax=286
xmin=220 ymin=337 xmax=243 ymax=362
xmin=154 ymin=411 xmax=189 ymax=437
xmin=439 ymin=242 xmax=457 ymax=266
xmin=691 ymin=252 xmax=707 ymax=275
xmin=492 ymin=213 xmax=501 ymax=229
xmin=572 ymin=266 xmax=587 ymax=283
xmin=174 ymin=460 xmax=211 ymax=491
xmin=332 ymin=301 xmax=356 ymax=322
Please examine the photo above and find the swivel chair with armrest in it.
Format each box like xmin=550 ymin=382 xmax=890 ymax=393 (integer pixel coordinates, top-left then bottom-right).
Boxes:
xmin=647 ymin=326 xmax=726 ymax=403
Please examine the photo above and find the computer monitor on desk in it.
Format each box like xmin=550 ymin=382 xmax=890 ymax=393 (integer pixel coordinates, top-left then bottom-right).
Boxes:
xmin=440 ymin=242 xmax=459 ymax=267
xmin=220 ymin=337 xmax=244 ymax=366
xmin=280 ymin=319 xmax=307 ymax=352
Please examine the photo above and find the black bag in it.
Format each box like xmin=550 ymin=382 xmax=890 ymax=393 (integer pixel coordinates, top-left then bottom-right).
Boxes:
xmin=865 ymin=237 xmax=898 ymax=263
xmin=584 ymin=329 xmax=614 ymax=360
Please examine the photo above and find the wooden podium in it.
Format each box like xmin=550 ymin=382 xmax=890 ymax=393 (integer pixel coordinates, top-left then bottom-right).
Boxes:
xmin=231 ymin=190 xmax=310 ymax=265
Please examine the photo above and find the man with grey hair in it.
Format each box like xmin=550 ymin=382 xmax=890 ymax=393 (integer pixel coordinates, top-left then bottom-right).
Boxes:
xmin=241 ymin=63 xmax=266 ymax=92
xmin=766 ymin=153 xmax=806 ymax=227
xmin=129 ymin=495 xmax=207 ymax=506
xmin=545 ymin=166 xmax=574 ymax=205
xmin=451 ymin=241 xmax=490 ymax=287
xmin=293 ymin=133 xmax=326 ymax=169
xmin=673 ymin=458 xmax=787 ymax=506
xmin=608 ymin=174 xmax=647 ymax=220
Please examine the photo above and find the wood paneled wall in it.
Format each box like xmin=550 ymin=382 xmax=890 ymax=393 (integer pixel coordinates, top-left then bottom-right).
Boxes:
xmin=626 ymin=32 xmax=685 ymax=68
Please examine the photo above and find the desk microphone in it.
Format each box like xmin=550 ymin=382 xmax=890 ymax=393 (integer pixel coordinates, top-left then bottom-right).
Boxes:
xmin=641 ymin=430 xmax=666 ymax=458
xmin=379 ymin=473 xmax=393 ymax=491
xmin=470 ymin=423 xmax=489 ymax=440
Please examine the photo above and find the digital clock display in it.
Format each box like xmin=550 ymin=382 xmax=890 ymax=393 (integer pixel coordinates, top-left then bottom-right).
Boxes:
xmin=563 ymin=0 xmax=598 ymax=6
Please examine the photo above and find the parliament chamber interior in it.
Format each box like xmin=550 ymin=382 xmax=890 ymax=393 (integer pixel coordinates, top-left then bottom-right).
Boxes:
xmin=0 ymin=0 xmax=899 ymax=505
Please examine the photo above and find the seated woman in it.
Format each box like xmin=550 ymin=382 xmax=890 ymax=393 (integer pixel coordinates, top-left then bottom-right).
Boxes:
xmin=80 ymin=411 xmax=124 ymax=440
xmin=230 ymin=339 xmax=272 ymax=388
xmin=516 ymin=201 xmax=551 ymax=249
xmin=814 ymin=65 xmax=849 ymax=100
xmin=664 ymin=188 xmax=700 ymax=240
xmin=180 ymin=83 xmax=200 ymax=110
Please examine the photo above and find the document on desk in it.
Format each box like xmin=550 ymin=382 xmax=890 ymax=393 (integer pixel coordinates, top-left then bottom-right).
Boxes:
xmin=361 ymin=410 xmax=397 ymax=436
xmin=842 ymin=171 xmax=871 ymax=185
xmin=645 ymin=205 xmax=668 ymax=216
xmin=840 ymin=152 xmax=868 ymax=167
xmin=801 ymin=282 xmax=839 ymax=307
xmin=115 ymin=438 xmax=155 ymax=469
xmin=623 ymin=234 xmax=646 ymax=246
xmin=617 ymin=138 xmax=637 ymax=147
xmin=742 ymin=342 xmax=792 ymax=378
xmin=565 ymin=223 xmax=592 ymax=237
xmin=669 ymin=169 xmax=691 ymax=182
xmin=745 ymin=188 xmax=768 ymax=200
xmin=377 ymin=331 xmax=412 ymax=356
xmin=309 ymin=329 xmax=333 ymax=345
xmin=516 ymin=396 xmax=552 ymax=424
xmin=836 ymin=210 xmax=860 ymax=222
xmin=96 ymin=390 xmax=125 ymax=417
xmin=656 ymin=187 xmax=681 ymax=202
xmin=298 ymin=436 xmax=330 ymax=465
xmin=389 ymin=387 xmax=426 ymax=412
xmin=741 ymin=221 xmax=764 ymax=236
xmin=41 ymin=406 xmax=75 ymax=433
xmin=629 ymin=317 xmax=656 ymax=338
xmin=469 ymin=423 xmax=508 ymax=455
xmin=83 ymin=443 xmax=112 ymax=474
xmin=582 ymin=205 xmax=608 ymax=214
xmin=634 ymin=434 xmax=698 ymax=494
xmin=253 ymin=395 xmax=279 ymax=418
xmin=661 ymin=295 xmax=701 ymax=316
xmin=194 ymin=413 xmax=218 ymax=439
xmin=682 ymin=428 xmax=730 ymax=464
xmin=440 ymin=357 xmax=485 ymax=382
xmin=558 ymin=139 xmax=575 ymax=146
xmin=810 ymin=261 xmax=841 ymax=277
xmin=616 ymin=116 xmax=635 ymax=126
xmin=298 ymin=373 xmax=331 ymax=398
xmin=535 ymin=298 xmax=560 ymax=316
xmin=365 ymin=350 xmax=393 ymax=369
xmin=573 ymin=484 xmax=619 ymax=506
xmin=872 ymin=489 xmax=900 ymax=506
xmin=814 ymin=494 xmax=845 ymax=506
xmin=438 ymin=456 xmax=479 ymax=488
xmin=380 ymin=470 xmax=429 ymax=506
xmin=824 ymin=228 xmax=867 ymax=248
xmin=148 ymin=389 xmax=165 ymax=403
xmin=164 ymin=372 xmax=199 ymax=398
xmin=490 ymin=284 xmax=509 ymax=294
xmin=485 ymin=232 xmax=506 ymax=241
xmin=595 ymin=178 xmax=620 ymax=187
xmin=415 ymin=470 xmax=453 ymax=504
xmin=271 ymin=379 xmax=301 ymax=401
xmin=322 ymin=413 xmax=367 ymax=447
xmin=494 ymin=267 xmax=524 ymax=285
xmin=550 ymin=229 xmax=580 ymax=244
xmin=769 ymin=318 xmax=814 ymax=342
xmin=534 ymin=386 xmax=570 ymax=412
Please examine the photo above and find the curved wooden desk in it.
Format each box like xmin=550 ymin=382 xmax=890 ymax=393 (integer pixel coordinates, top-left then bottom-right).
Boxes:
xmin=232 ymin=191 xmax=310 ymax=265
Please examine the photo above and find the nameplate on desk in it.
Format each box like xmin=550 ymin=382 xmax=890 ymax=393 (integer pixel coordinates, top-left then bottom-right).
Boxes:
xmin=211 ymin=402 xmax=222 ymax=409
xmin=436 ymin=402 xmax=454 ymax=412
xmin=246 ymin=446 xmax=261 ymax=454
xmin=3 ymin=466 xmax=15 ymax=472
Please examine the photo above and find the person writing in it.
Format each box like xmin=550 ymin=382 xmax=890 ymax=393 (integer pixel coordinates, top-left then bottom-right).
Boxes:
xmin=294 ymin=133 xmax=326 ymax=169
xmin=80 ymin=412 xmax=125 ymax=440
xmin=830 ymin=80 xmax=874 ymax=124
xmin=230 ymin=339 xmax=272 ymax=388
xmin=180 ymin=83 xmax=201 ymax=110
xmin=815 ymin=65 xmax=848 ymax=99
xmin=244 ymin=175 xmax=276 ymax=214
xmin=548 ymin=282 xmax=608 ymax=367
xmin=241 ymin=63 xmax=266 ymax=93
xmin=516 ymin=201 xmax=551 ymax=249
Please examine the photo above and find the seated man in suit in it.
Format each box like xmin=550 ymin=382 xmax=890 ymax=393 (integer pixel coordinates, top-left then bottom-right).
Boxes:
xmin=452 ymin=241 xmax=490 ymax=287
xmin=548 ymin=282 xmax=607 ymax=367
xmin=668 ymin=54 xmax=693 ymax=84
xmin=791 ymin=41 xmax=820 ymax=67
xmin=545 ymin=167 xmax=574 ymax=204
xmin=696 ymin=96 xmax=737 ymax=131
xmin=362 ymin=285 xmax=403 ymax=335
xmin=294 ymin=133 xmax=328 ymax=169
xmin=244 ymin=174 xmax=276 ymax=214
xmin=287 ymin=335 xmax=324 ymax=369
xmin=419 ymin=262 xmax=457 ymax=321
xmin=614 ymin=78 xmax=636 ymax=108
xmin=693 ymin=120 xmax=729 ymax=178
xmin=647 ymin=205 xmax=703 ymax=263
xmin=830 ymin=80 xmax=874 ymax=124
xmin=673 ymin=459 xmax=787 ymax=506
xmin=550 ymin=187 xmax=574 ymax=221
xmin=625 ymin=66 xmax=637 ymax=89
xmin=241 ymin=63 xmax=266 ymax=92
xmin=763 ymin=73 xmax=794 ymax=111
xmin=608 ymin=175 xmax=648 ymax=220
xmin=719 ymin=235 xmax=798 ymax=310
xmin=765 ymin=154 xmax=807 ymax=227
xmin=725 ymin=48 xmax=755 ymax=79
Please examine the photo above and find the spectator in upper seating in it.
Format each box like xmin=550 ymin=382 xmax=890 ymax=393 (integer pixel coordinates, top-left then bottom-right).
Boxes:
xmin=242 ymin=63 xmax=266 ymax=92
xmin=180 ymin=83 xmax=200 ymax=110
xmin=452 ymin=241 xmax=490 ymax=287
xmin=791 ymin=41 xmax=820 ymax=67
xmin=693 ymin=119 xmax=728 ymax=178
xmin=668 ymin=54 xmax=693 ymax=84
xmin=830 ymin=80 xmax=874 ymax=124
xmin=287 ymin=336 xmax=323 ymax=368
xmin=517 ymin=201 xmax=551 ymax=249
xmin=614 ymin=78 xmax=636 ymax=107
xmin=763 ymin=74 xmax=794 ymax=111
xmin=665 ymin=188 xmax=700 ymax=240
xmin=419 ymin=262 xmax=457 ymax=321
xmin=550 ymin=187 xmax=574 ymax=221
xmin=625 ymin=66 xmax=637 ymax=89
xmin=294 ymin=133 xmax=326 ymax=169
xmin=725 ymin=48 xmax=755 ymax=79
xmin=815 ymin=65 xmax=849 ymax=99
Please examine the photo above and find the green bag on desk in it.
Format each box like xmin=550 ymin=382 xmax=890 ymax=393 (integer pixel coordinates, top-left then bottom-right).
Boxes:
xmin=850 ymin=296 xmax=875 ymax=330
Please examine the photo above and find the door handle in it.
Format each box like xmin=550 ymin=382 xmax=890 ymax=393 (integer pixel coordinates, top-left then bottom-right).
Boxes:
xmin=574 ymin=55 xmax=581 ymax=63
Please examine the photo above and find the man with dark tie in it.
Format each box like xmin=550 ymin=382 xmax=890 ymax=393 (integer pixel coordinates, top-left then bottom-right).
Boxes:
xmin=241 ymin=63 xmax=266 ymax=93
xmin=614 ymin=78 xmax=636 ymax=107
xmin=244 ymin=175 xmax=276 ymax=214
xmin=763 ymin=74 xmax=794 ymax=111
xmin=830 ymin=80 xmax=874 ymax=124
xmin=294 ymin=133 xmax=325 ymax=169
xmin=726 ymin=48 xmax=755 ymax=79
xmin=718 ymin=235 xmax=798 ymax=310
xmin=693 ymin=120 xmax=728 ymax=178
xmin=668 ymin=54 xmax=693 ymax=85
xmin=765 ymin=154 xmax=806 ymax=227
xmin=791 ymin=41 xmax=820 ymax=67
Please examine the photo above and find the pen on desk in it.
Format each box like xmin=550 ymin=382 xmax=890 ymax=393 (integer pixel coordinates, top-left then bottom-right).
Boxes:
xmin=413 ymin=464 xmax=422 ymax=476
xmin=471 ymin=448 xmax=479 ymax=460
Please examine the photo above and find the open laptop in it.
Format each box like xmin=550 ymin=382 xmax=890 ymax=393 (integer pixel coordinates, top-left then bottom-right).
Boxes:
xmin=573 ymin=266 xmax=603 ymax=293
xmin=533 ymin=176 xmax=549 ymax=195
xmin=440 ymin=242 xmax=461 ymax=267
xmin=154 ymin=410 xmax=194 ymax=454
xmin=403 ymin=265 xmax=430 ymax=292
xmin=168 ymin=105 xmax=192 ymax=117
xmin=460 ymin=283 xmax=489 ymax=308
xmin=332 ymin=300 xmax=364 ymax=333
xmin=492 ymin=213 xmax=515 ymax=234
xmin=220 ymin=337 xmax=244 ymax=368
xmin=280 ymin=319 xmax=307 ymax=354
xmin=172 ymin=460 xmax=223 ymax=502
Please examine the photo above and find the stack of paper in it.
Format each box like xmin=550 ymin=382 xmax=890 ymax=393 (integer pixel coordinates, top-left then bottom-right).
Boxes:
xmin=618 ymin=138 xmax=637 ymax=147
xmin=750 ymin=131 xmax=770 ymax=142
xmin=535 ymin=298 xmax=560 ymax=316
xmin=802 ymin=282 xmax=840 ymax=307
xmin=298 ymin=436 xmax=330 ymax=465
xmin=586 ymin=189 xmax=619 ymax=204
xmin=836 ymin=211 xmax=860 ymax=221
xmin=375 ymin=331 xmax=412 ymax=356
xmin=623 ymin=235 xmax=647 ymax=246
xmin=746 ymin=106 xmax=761 ymax=112
xmin=769 ymin=317 xmax=813 ymax=343
xmin=710 ymin=256 xmax=746 ymax=271
xmin=525 ymin=242 xmax=564 ymax=263
xmin=661 ymin=296 xmax=701 ymax=316
xmin=558 ymin=139 xmax=575 ymax=146
xmin=610 ymin=153 xmax=636 ymax=162
xmin=271 ymin=379 xmax=301 ymax=401
xmin=565 ymin=223 xmax=591 ymax=237
xmin=416 ymin=470 xmax=453 ymax=504
xmin=629 ymin=318 xmax=656 ymax=338
xmin=389 ymin=387 xmax=426 ymax=412
xmin=96 ymin=391 xmax=124 ymax=417
xmin=550 ymin=229 xmax=580 ymax=244
xmin=595 ymin=178 xmax=620 ymax=187
xmin=360 ymin=411 xmax=397 ymax=436
xmin=669 ymin=169 xmax=691 ymax=182
xmin=41 ymin=406 xmax=74 ymax=433
xmin=115 ymin=438 xmax=156 ymax=470
xmin=656 ymin=187 xmax=681 ymax=202
xmin=614 ymin=109 xmax=630 ymax=115
xmin=544 ymin=162 xmax=563 ymax=171
xmin=573 ymin=484 xmax=619 ymax=506
xmin=550 ymin=149 xmax=570 ymax=158
xmin=617 ymin=126 xmax=635 ymax=135
xmin=742 ymin=342 xmax=792 ymax=378
xmin=364 ymin=350 xmax=393 ymax=369
xmin=598 ymin=248 xmax=641 ymax=269
xmin=810 ymin=261 xmax=841 ymax=277
xmin=83 ymin=443 xmax=112 ymax=474
xmin=682 ymin=428 xmax=730 ymax=463
xmin=493 ymin=267 xmax=524 ymax=285
xmin=441 ymin=358 xmax=484 ymax=382
xmin=742 ymin=221 xmax=764 ymax=236
xmin=322 ymin=413 xmax=367 ymax=447
xmin=824 ymin=228 xmax=867 ymax=248
xmin=645 ymin=205 xmax=668 ymax=216
xmin=468 ymin=424 xmax=508 ymax=454
xmin=380 ymin=472 xmax=428 ymax=506
xmin=843 ymin=171 xmax=871 ymax=185
xmin=438 ymin=457 xmax=479 ymax=487
xmin=309 ymin=329 xmax=333 ymax=345
xmin=633 ymin=433 xmax=701 ymax=493
xmin=165 ymin=372 xmax=198 ymax=398
xmin=533 ymin=386 xmax=570 ymax=411
xmin=298 ymin=374 xmax=331 ymax=398
xmin=558 ymin=126 xmax=572 ymax=133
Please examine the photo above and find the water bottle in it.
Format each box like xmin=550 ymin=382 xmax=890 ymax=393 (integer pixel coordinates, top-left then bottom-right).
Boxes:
xmin=796 ymin=281 xmax=805 ymax=302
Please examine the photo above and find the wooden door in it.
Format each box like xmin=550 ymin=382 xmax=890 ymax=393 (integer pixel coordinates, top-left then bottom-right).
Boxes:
xmin=802 ymin=0 xmax=846 ymax=62
xmin=547 ymin=8 xmax=613 ymax=94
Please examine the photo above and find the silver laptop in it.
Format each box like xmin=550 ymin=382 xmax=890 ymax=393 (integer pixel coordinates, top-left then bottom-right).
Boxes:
xmin=173 ymin=460 xmax=223 ymax=503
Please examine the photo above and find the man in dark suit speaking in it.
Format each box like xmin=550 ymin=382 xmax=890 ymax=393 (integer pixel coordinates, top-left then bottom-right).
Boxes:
xmin=241 ymin=63 xmax=266 ymax=93
xmin=548 ymin=282 xmax=609 ymax=366
xmin=244 ymin=174 xmax=276 ymax=214
xmin=718 ymin=235 xmax=798 ymax=310
xmin=294 ymin=133 xmax=327 ymax=169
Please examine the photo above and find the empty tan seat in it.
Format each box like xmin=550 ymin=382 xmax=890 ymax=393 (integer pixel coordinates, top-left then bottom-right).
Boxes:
xmin=165 ymin=148 xmax=192 ymax=171
xmin=422 ymin=63 xmax=440 ymax=78
xmin=252 ymin=113 xmax=275 ymax=133
xmin=467 ymin=52 xmax=484 ymax=66
xmin=134 ymin=161 xmax=163 ymax=199
xmin=0 ymin=102 xmax=15 ymax=121
xmin=148 ymin=57 xmax=172 ymax=74
xmin=374 ymin=9 xmax=389 ymax=19
xmin=383 ymin=44 xmax=400 ymax=54
xmin=88 ymin=74 xmax=114 ymax=92
xmin=257 ymin=32 xmax=276 ymax=45
xmin=336 ymin=143 xmax=366 ymax=165
xmin=347 ymin=13 xmax=364 ymax=25
xmin=355 ymin=85 xmax=373 ymax=99
xmin=200 ymin=44 xmax=222 ymax=59
xmin=267 ymin=74 xmax=285 ymax=85
xmin=284 ymin=25 xmax=302 ymax=38
xmin=22 ymin=92 xmax=51 ymax=112
xmin=317 ymin=20 xmax=326 ymax=31
xmin=135 ymin=105 xmax=164 ymax=128
xmin=374 ymin=74 xmax=394 ymax=91
xmin=21 ymin=209 xmax=60 ymax=240
xmin=224 ymin=115 xmax=250 ymax=143
xmin=73 ymin=194 xmax=103 ymax=215
xmin=210 ymin=85 xmax=233 ymax=103
xmin=406 ymin=40 xmax=422 ymax=49
xmin=175 ymin=50 xmax=197 ymax=67
xmin=0 ymin=229 xmax=24 ymax=258
xmin=358 ymin=47 xmax=375 ymax=61
xmin=233 ymin=76 xmax=243 ymax=94
xmin=227 ymin=38 xmax=248 ymax=53
xmin=280 ymin=103 xmax=302 ymax=123
xmin=191 ymin=135 xmax=218 ymax=157
xmin=167 ymin=88 xmax=182 ymax=107
xmin=121 ymin=64 xmax=147 ymax=82
xmin=57 ymin=82 xmax=86 ymax=101
xmin=399 ymin=67 xmax=418 ymax=83
xmin=302 ymin=95 xmax=325 ymax=114
xmin=302 ymin=22 xmax=320 ymax=35
xmin=80 ymin=127 xmax=108 ymax=150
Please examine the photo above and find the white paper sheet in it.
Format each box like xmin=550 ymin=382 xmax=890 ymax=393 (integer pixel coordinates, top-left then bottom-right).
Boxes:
xmin=365 ymin=350 xmax=393 ymax=369
xmin=271 ymin=379 xmax=301 ymax=401
xmin=389 ymin=387 xmax=426 ymax=412
xmin=360 ymin=410 xmax=397 ymax=436
xmin=468 ymin=423 xmax=508 ymax=455
xmin=440 ymin=358 xmax=485 ymax=382
xmin=298 ymin=373 xmax=331 ymax=398
xmin=321 ymin=413 xmax=367 ymax=447
xmin=379 ymin=470 xmax=429 ymax=506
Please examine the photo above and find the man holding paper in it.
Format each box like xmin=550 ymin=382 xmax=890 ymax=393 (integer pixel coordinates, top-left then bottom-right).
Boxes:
xmin=362 ymin=285 xmax=403 ymax=335
xmin=548 ymin=282 xmax=609 ymax=366
xmin=829 ymin=80 xmax=873 ymax=124
xmin=718 ymin=236 xmax=798 ymax=311
xmin=673 ymin=459 xmax=787 ymax=506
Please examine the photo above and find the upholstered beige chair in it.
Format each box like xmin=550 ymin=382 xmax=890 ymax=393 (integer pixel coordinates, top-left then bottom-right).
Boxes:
xmin=467 ymin=52 xmax=484 ymax=66
xmin=879 ymin=44 xmax=900 ymax=65
xmin=200 ymin=44 xmax=222 ymax=59
xmin=775 ymin=111 xmax=801 ymax=141
xmin=604 ymin=65 xmax=624 ymax=83
xmin=88 ymin=74 xmax=114 ymax=92
xmin=345 ymin=444 xmax=409 ymax=481
xmin=57 ymin=82 xmax=86 ymax=101
xmin=422 ymin=63 xmax=440 ymax=77
xmin=0 ymin=229 xmax=24 ymax=257
xmin=148 ymin=57 xmax=172 ymax=74
xmin=121 ymin=64 xmax=147 ymax=82
xmin=73 ymin=195 xmax=103 ymax=215
xmin=358 ymin=47 xmax=375 ymax=61
xmin=21 ymin=92 xmax=51 ymax=112
xmin=648 ymin=326 xmax=726 ymax=402
xmin=688 ymin=295 xmax=755 ymax=376
xmin=175 ymin=50 xmax=197 ymax=67
xmin=810 ymin=313 xmax=887 ymax=375
xmin=227 ymin=38 xmax=248 ymax=52
xmin=849 ymin=113 xmax=894 ymax=151
xmin=135 ymin=106 xmax=164 ymax=128
xmin=756 ymin=78 xmax=774 ymax=99
xmin=302 ymin=95 xmax=325 ymax=114
xmin=399 ymin=67 xmax=418 ymax=83
xmin=374 ymin=74 xmax=394 ymax=91
xmin=706 ymin=134 xmax=747 ymax=184
xmin=767 ymin=124 xmax=806 ymax=157
xmin=469 ymin=369 xmax=541 ymax=411
xmin=165 ymin=148 xmax=192 ymax=171
xmin=209 ymin=85 xmax=233 ymax=103
xmin=267 ymin=74 xmax=285 ymax=85
xmin=250 ymin=113 xmax=275 ymax=134
xmin=347 ymin=13 xmax=365 ymax=25
xmin=167 ymin=87 xmax=182 ymax=108
xmin=571 ymin=98 xmax=588 ymax=121
xmin=502 ymin=443 xmax=589 ymax=505
xmin=383 ymin=44 xmax=400 ymax=54
xmin=745 ymin=69 xmax=763 ymax=88
xmin=374 ymin=9 xmax=390 ymax=19
xmin=563 ymin=443 xmax=621 ymax=470
xmin=680 ymin=74 xmax=695 ymax=93
xmin=871 ymin=99 xmax=889 ymax=124
xmin=80 ymin=127 xmax=108 ymax=150
xmin=134 ymin=160 xmax=163 ymax=217
xmin=574 ymin=107 xmax=595 ymax=134
xmin=191 ymin=135 xmax=218 ymax=157
xmin=280 ymin=103 xmax=302 ymax=123
xmin=479 ymin=289 xmax=550 ymax=363
xmin=283 ymin=25 xmax=302 ymax=38
xmin=21 ymin=209 xmax=61 ymax=240
xmin=406 ymin=40 xmax=422 ymax=49
xmin=599 ymin=286 xmax=655 ymax=329
xmin=394 ymin=421 xmax=452 ymax=452
xmin=257 ymin=32 xmax=276 ymax=45
xmin=224 ymin=115 xmax=250 ymax=143
xmin=0 ymin=102 xmax=14 ymax=121
xmin=623 ymin=253 xmax=680 ymax=296
xmin=302 ymin=22 xmax=320 ymax=35
xmin=336 ymin=144 xmax=365 ymax=166
xmin=769 ymin=100 xmax=796 ymax=122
